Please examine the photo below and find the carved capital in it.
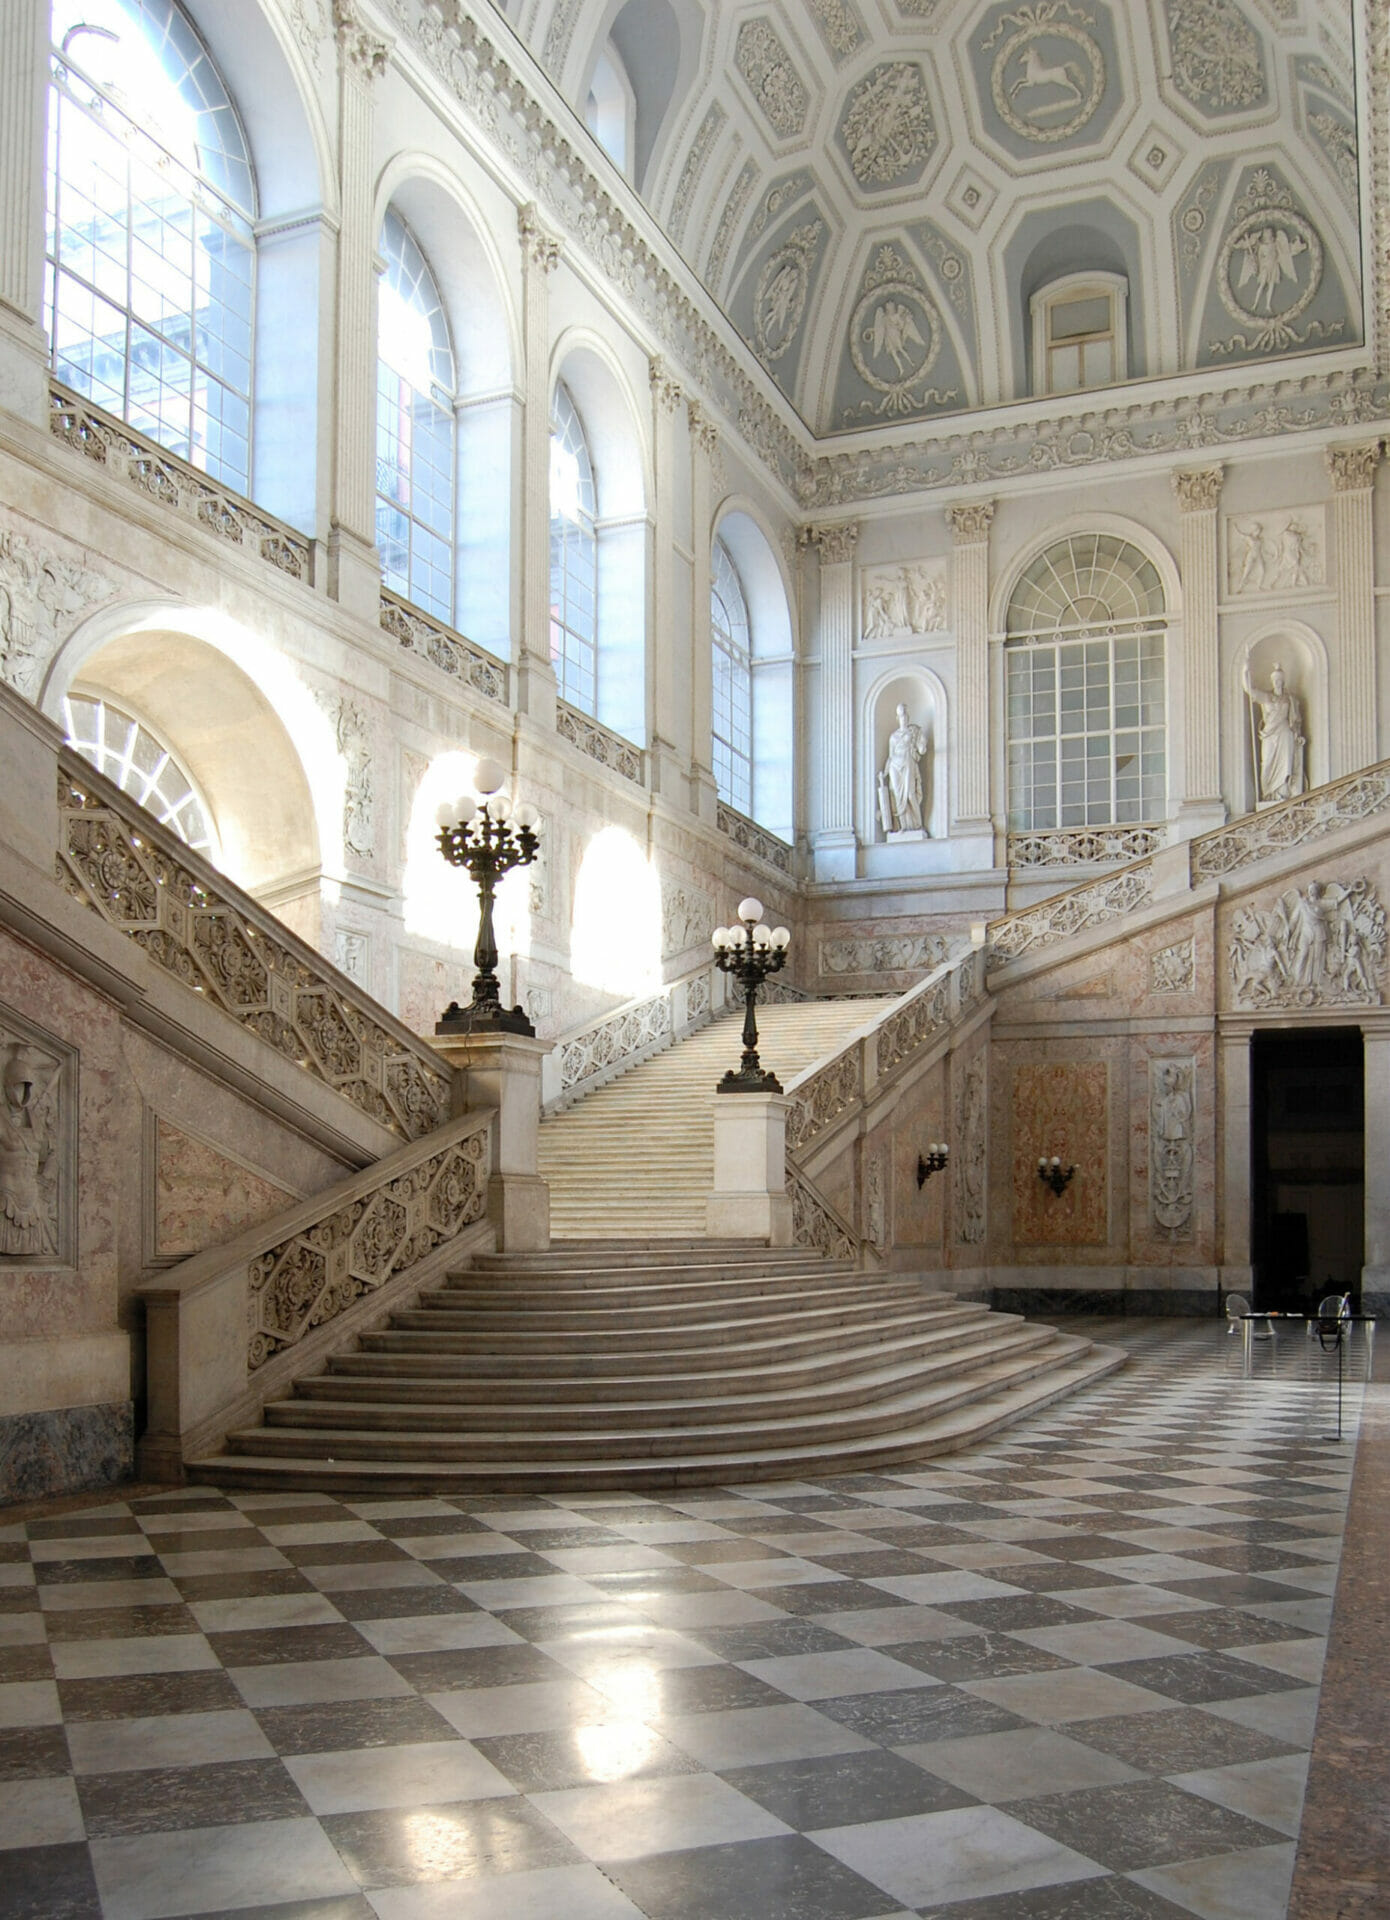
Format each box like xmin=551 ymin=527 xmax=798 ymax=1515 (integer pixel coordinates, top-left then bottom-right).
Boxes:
xmin=333 ymin=0 xmax=390 ymax=78
xmin=650 ymin=357 xmax=683 ymax=414
xmin=1171 ymin=465 xmax=1223 ymax=513
xmin=1325 ymin=440 xmax=1383 ymax=493
xmin=805 ymin=521 xmax=860 ymax=566
xmin=945 ymin=500 xmax=995 ymax=543
xmin=687 ymin=400 xmax=719 ymax=458
xmin=518 ymin=202 xmax=562 ymax=274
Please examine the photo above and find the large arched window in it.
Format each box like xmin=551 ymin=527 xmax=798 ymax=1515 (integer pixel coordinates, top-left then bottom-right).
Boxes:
xmin=62 ymin=691 xmax=218 ymax=857
xmin=376 ymin=210 xmax=456 ymax=621
xmin=711 ymin=538 xmax=752 ymax=815
xmin=1005 ymin=534 xmax=1166 ymax=830
xmin=549 ymin=382 xmax=599 ymax=714
xmin=46 ymin=0 xmax=256 ymax=490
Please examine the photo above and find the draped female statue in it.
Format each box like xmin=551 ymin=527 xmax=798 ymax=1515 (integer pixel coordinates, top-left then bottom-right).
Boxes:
xmin=1243 ymin=661 xmax=1305 ymax=802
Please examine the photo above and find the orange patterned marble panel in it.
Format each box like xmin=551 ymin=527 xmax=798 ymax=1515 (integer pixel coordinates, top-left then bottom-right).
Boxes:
xmin=155 ymin=1121 xmax=296 ymax=1260
xmin=1011 ymin=1061 xmax=1109 ymax=1246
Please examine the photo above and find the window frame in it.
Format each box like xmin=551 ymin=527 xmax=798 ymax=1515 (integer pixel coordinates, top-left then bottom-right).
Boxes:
xmin=710 ymin=537 xmax=754 ymax=816
xmin=1029 ymin=271 xmax=1128 ymax=398
xmin=548 ymin=381 xmax=600 ymax=716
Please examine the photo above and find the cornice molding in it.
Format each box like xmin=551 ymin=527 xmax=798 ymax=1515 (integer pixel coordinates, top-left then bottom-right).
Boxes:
xmin=377 ymin=0 xmax=1390 ymax=510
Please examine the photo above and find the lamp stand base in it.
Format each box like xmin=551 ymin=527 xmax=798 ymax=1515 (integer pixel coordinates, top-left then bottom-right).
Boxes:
xmin=436 ymin=1000 xmax=536 ymax=1039
xmin=717 ymin=1068 xmax=784 ymax=1094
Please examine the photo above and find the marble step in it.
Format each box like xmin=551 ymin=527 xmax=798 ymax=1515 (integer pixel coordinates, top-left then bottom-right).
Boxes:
xmin=378 ymin=1293 xmax=963 ymax=1351
xmin=226 ymin=1333 xmax=1104 ymax=1462
xmin=354 ymin=1302 xmax=999 ymax=1372
xmin=286 ymin=1325 xmax=1058 ymax=1429
xmin=331 ymin=1306 xmax=997 ymax=1389
xmin=468 ymin=1244 xmax=831 ymax=1269
xmin=196 ymin=1345 xmax=1127 ymax=1491
xmin=409 ymin=1275 xmax=931 ymax=1327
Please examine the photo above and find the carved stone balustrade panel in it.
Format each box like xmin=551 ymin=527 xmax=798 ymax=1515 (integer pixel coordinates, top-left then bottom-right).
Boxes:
xmin=379 ymin=592 xmax=508 ymax=706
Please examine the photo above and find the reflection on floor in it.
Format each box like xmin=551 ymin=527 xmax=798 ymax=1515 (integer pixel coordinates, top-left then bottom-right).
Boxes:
xmin=3 ymin=1319 xmax=1367 ymax=1920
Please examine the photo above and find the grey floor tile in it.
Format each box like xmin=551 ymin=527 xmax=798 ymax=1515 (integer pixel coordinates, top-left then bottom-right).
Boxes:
xmin=0 ymin=1840 xmax=102 ymax=1919
xmin=721 ymin=1747 xmax=974 ymax=1828
xmin=77 ymin=1757 xmax=309 ymax=1836
xmin=255 ymin=1696 xmax=462 ymax=1756
xmin=1003 ymin=1777 xmax=1287 ymax=1872
xmin=90 ymin=1815 xmax=357 ymax=1918
xmin=1095 ymin=1651 xmax=1305 ymax=1706
xmin=605 ymin=1831 xmax=904 ymax=1919
xmin=473 ymin=1719 xmax=704 ymax=1792
xmin=812 ymin=1803 xmax=1106 ymax=1909
xmin=530 ymin=1770 xmax=789 ymax=1860
xmin=816 ymin=1683 xmax=1028 ymax=1747
xmin=904 ymin=1725 xmax=1144 ymax=1803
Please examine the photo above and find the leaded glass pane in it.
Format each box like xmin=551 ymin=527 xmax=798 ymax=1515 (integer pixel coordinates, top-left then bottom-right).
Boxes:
xmin=62 ymin=693 xmax=216 ymax=856
xmin=549 ymin=384 xmax=598 ymax=714
xmin=710 ymin=539 xmax=752 ymax=815
xmin=376 ymin=210 xmax=456 ymax=620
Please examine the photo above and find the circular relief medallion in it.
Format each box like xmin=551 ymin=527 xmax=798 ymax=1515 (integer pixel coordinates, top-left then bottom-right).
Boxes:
xmin=1218 ymin=207 xmax=1322 ymax=331
xmin=850 ymin=280 xmax=942 ymax=413
xmin=991 ymin=19 xmax=1105 ymax=144
xmin=755 ymin=245 xmax=811 ymax=361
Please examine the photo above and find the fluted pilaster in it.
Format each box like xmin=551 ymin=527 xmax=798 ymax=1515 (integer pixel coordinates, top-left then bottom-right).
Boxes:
xmin=946 ymin=500 xmax=994 ymax=828
xmin=1172 ymin=465 xmax=1223 ymax=818
xmin=0 ymin=0 xmax=52 ymax=424
xmin=1326 ymin=441 xmax=1383 ymax=775
xmin=808 ymin=520 xmax=859 ymax=876
xmin=517 ymin=204 xmax=562 ymax=724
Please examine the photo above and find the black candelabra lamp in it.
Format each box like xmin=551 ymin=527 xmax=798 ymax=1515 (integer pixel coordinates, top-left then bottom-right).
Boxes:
xmin=917 ymin=1143 xmax=949 ymax=1188
xmin=1037 ymin=1155 xmax=1075 ymax=1197
xmin=434 ymin=759 xmax=540 ymax=1037
xmin=711 ymin=898 xmax=791 ymax=1093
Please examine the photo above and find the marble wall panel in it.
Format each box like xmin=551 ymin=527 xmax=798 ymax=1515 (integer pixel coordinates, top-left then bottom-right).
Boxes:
xmin=1009 ymin=1061 xmax=1109 ymax=1247
xmin=154 ymin=1121 xmax=297 ymax=1261
xmin=0 ymin=1402 xmax=132 ymax=1504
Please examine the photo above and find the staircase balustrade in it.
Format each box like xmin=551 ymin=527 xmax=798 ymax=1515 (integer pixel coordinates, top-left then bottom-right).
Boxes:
xmin=542 ymin=963 xmax=718 ymax=1110
xmin=715 ymin=800 xmax=794 ymax=876
xmin=138 ymin=1110 xmax=493 ymax=1475
xmin=49 ymin=384 xmax=314 ymax=584
xmin=555 ymin=702 xmax=645 ymax=784
xmin=787 ymin=1162 xmax=858 ymax=1262
xmin=379 ymin=590 xmax=509 ymax=706
xmin=56 ymin=754 xmax=455 ymax=1140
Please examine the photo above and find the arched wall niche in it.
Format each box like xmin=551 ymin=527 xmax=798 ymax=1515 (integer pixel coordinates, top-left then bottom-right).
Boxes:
xmin=861 ymin=665 xmax=949 ymax=844
xmin=1232 ymin=621 xmax=1328 ymax=815
xmin=998 ymin=197 xmax=1153 ymax=401
xmin=574 ymin=0 xmax=706 ymax=194
xmin=39 ymin=603 xmax=336 ymax=942
xmin=375 ymin=158 xmax=520 ymax=655
xmin=551 ymin=333 xmax=650 ymax=745
xmin=713 ymin=501 xmax=794 ymax=840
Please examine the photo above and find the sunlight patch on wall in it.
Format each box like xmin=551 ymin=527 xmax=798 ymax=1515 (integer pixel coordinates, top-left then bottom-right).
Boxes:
xmin=403 ymin=750 xmax=532 ymax=961
xmin=571 ymin=825 xmax=661 ymax=996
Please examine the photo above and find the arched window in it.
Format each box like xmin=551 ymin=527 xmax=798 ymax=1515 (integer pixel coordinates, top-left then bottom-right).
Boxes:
xmin=1005 ymin=534 xmax=1166 ymax=830
xmin=584 ymin=47 xmax=635 ymax=177
xmin=1030 ymin=272 xmax=1128 ymax=397
xmin=549 ymin=382 xmax=599 ymax=714
xmin=711 ymin=538 xmax=752 ymax=815
xmin=46 ymin=0 xmax=256 ymax=490
xmin=376 ymin=210 xmax=456 ymax=621
xmin=62 ymin=691 xmax=218 ymax=857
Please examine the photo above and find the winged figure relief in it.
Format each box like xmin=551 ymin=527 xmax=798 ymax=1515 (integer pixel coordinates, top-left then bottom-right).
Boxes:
xmin=1236 ymin=224 xmax=1307 ymax=314
xmin=865 ymin=299 xmax=925 ymax=376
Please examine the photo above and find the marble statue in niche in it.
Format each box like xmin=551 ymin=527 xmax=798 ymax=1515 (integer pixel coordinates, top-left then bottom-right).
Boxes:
xmin=1150 ymin=1058 xmax=1195 ymax=1238
xmin=0 ymin=1042 xmax=59 ymax=1259
xmin=1230 ymin=878 xmax=1385 ymax=1009
xmin=1242 ymin=661 xmax=1306 ymax=802
xmin=878 ymin=704 xmax=929 ymax=838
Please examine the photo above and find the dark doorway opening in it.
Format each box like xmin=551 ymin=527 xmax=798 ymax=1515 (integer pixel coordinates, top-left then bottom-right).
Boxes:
xmin=1251 ymin=1028 xmax=1364 ymax=1312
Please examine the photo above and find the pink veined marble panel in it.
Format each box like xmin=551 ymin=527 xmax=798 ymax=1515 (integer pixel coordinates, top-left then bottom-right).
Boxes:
xmin=155 ymin=1121 xmax=296 ymax=1260
xmin=1011 ymin=1061 xmax=1109 ymax=1247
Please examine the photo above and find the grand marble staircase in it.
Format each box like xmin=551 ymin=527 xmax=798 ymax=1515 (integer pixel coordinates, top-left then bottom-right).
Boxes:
xmin=538 ymin=996 xmax=899 ymax=1238
xmin=193 ymin=1242 xmax=1125 ymax=1492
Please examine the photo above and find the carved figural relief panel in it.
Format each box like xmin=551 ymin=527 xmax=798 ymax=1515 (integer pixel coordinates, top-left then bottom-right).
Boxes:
xmin=1225 ymin=508 xmax=1324 ymax=595
xmin=0 ymin=1016 xmax=75 ymax=1267
xmin=0 ymin=525 xmax=113 ymax=698
xmin=821 ymin=932 xmax=951 ymax=978
xmin=662 ymin=882 xmax=715 ymax=960
xmin=978 ymin=0 xmax=1111 ymax=154
xmin=956 ymin=1054 xmax=987 ymax=1245
xmin=1011 ymin=1061 xmax=1108 ymax=1246
xmin=862 ymin=562 xmax=947 ymax=638
xmin=1150 ymin=937 xmax=1196 ymax=995
xmin=1149 ymin=1057 xmax=1195 ymax=1239
xmin=838 ymin=62 xmax=936 ymax=189
xmin=1230 ymin=880 xmax=1385 ymax=1010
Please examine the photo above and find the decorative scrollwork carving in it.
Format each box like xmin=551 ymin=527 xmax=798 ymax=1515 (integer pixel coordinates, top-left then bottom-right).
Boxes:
xmin=380 ymin=591 xmax=508 ymax=705
xmin=988 ymin=865 xmax=1155 ymax=970
xmin=787 ymin=1162 xmax=857 ymax=1262
xmin=57 ymin=764 xmax=453 ymax=1140
xmin=1009 ymin=826 xmax=1163 ymax=869
xmin=247 ymin=1126 xmax=487 ymax=1368
xmin=1192 ymin=763 xmax=1390 ymax=879
xmin=559 ymin=995 xmax=673 ymax=1094
xmin=715 ymin=802 xmax=793 ymax=875
xmin=786 ymin=1051 xmax=861 ymax=1152
xmin=556 ymin=703 xmax=644 ymax=784
xmin=49 ymin=386 xmax=312 ymax=583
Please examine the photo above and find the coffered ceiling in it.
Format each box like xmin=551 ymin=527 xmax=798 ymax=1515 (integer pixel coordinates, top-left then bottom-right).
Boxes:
xmin=499 ymin=0 xmax=1364 ymax=437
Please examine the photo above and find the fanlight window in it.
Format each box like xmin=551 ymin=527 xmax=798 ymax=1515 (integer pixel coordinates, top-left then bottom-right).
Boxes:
xmin=63 ymin=692 xmax=217 ymax=855
xmin=46 ymin=0 xmax=256 ymax=489
xmin=1031 ymin=273 xmax=1127 ymax=397
xmin=376 ymin=211 xmax=457 ymax=621
xmin=549 ymin=383 xmax=598 ymax=715
xmin=1005 ymin=534 xmax=1166 ymax=832
xmin=711 ymin=539 xmax=752 ymax=816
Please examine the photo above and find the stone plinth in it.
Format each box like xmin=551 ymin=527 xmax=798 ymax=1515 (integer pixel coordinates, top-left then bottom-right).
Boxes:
xmin=430 ymin=1029 xmax=552 ymax=1252
xmin=707 ymin=1091 xmax=793 ymax=1245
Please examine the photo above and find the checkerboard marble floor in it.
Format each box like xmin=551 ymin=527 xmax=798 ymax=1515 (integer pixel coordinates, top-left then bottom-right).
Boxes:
xmin=3 ymin=1319 xmax=1368 ymax=1920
